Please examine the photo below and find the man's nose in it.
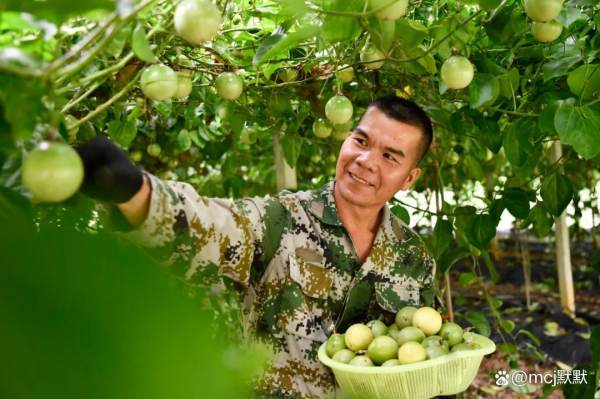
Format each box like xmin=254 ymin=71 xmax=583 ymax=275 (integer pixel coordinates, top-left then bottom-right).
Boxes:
xmin=356 ymin=150 xmax=377 ymax=172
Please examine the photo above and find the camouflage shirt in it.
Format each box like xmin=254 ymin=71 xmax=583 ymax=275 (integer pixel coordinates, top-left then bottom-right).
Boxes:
xmin=128 ymin=174 xmax=436 ymax=399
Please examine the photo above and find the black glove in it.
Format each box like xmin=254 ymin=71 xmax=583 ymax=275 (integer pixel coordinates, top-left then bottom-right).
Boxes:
xmin=76 ymin=135 xmax=143 ymax=203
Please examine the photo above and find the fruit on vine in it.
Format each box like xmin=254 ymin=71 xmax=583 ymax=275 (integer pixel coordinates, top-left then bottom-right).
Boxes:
xmin=369 ymin=0 xmax=409 ymax=20
xmin=439 ymin=322 xmax=464 ymax=346
xmin=312 ymin=118 xmax=332 ymax=138
xmin=215 ymin=72 xmax=243 ymax=100
xmin=130 ymin=150 xmax=143 ymax=163
xmin=360 ymin=46 xmax=385 ymax=70
xmin=22 ymin=141 xmax=84 ymax=203
xmin=326 ymin=333 xmax=346 ymax=357
xmin=412 ymin=307 xmax=442 ymax=336
xmin=174 ymin=72 xmax=193 ymax=99
xmin=176 ymin=130 xmax=192 ymax=152
xmin=397 ymin=341 xmax=426 ymax=364
xmin=524 ymin=0 xmax=563 ymax=22
xmin=395 ymin=326 xmax=425 ymax=345
xmin=349 ymin=355 xmax=374 ymax=367
xmin=332 ymin=349 xmax=356 ymax=363
xmin=325 ymin=95 xmax=353 ymax=125
xmin=367 ymin=336 xmax=399 ymax=364
xmin=395 ymin=306 xmax=418 ymax=328
xmin=447 ymin=150 xmax=460 ymax=165
xmin=174 ymin=0 xmax=221 ymax=44
xmin=532 ymin=20 xmax=563 ymax=42
xmin=336 ymin=65 xmax=354 ymax=83
xmin=140 ymin=64 xmax=178 ymax=101
xmin=333 ymin=130 xmax=349 ymax=141
xmin=147 ymin=143 xmax=162 ymax=157
xmin=344 ymin=323 xmax=374 ymax=352
xmin=441 ymin=56 xmax=474 ymax=89
xmin=367 ymin=319 xmax=389 ymax=337
xmin=278 ymin=68 xmax=298 ymax=82
xmin=240 ymin=125 xmax=258 ymax=145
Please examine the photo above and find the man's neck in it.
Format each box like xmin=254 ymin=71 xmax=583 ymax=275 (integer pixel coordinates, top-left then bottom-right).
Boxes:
xmin=334 ymin=187 xmax=383 ymax=235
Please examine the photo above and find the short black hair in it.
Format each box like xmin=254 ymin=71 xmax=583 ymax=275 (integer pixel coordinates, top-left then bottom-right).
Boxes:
xmin=368 ymin=96 xmax=433 ymax=163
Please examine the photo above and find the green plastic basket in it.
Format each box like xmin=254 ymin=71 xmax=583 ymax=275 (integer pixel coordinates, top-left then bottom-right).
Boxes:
xmin=318 ymin=333 xmax=496 ymax=399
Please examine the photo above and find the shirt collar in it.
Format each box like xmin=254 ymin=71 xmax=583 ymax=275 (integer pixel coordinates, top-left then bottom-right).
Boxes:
xmin=308 ymin=181 xmax=405 ymax=244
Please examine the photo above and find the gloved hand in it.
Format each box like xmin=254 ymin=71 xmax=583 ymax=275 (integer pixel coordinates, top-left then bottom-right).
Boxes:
xmin=76 ymin=135 xmax=144 ymax=203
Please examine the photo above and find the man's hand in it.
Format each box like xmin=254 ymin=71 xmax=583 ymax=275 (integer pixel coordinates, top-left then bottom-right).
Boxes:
xmin=76 ymin=135 xmax=150 ymax=226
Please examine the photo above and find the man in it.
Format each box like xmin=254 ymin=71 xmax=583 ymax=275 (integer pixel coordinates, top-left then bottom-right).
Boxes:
xmin=76 ymin=95 xmax=436 ymax=399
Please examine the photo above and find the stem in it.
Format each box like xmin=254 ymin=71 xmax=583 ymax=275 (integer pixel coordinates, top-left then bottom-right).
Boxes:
xmin=55 ymin=0 xmax=154 ymax=84
xmin=68 ymin=70 xmax=142 ymax=131
xmin=48 ymin=13 xmax=120 ymax=74
xmin=61 ymin=80 xmax=104 ymax=114
xmin=388 ymin=10 xmax=484 ymax=63
xmin=307 ymin=0 xmax=402 ymax=17
xmin=487 ymin=107 xmax=540 ymax=117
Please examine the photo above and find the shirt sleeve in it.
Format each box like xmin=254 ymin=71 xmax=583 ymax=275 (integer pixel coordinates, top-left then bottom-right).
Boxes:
xmin=125 ymin=173 xmax=278 ymax=288
xmin=419 ymin=252 xmax=437 ymax=307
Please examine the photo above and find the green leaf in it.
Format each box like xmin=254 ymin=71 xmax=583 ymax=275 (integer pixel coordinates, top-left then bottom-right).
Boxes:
xmin=498 ymin=67 xmax=519 ymax=99
xmin=107 ymin=120 xmax=137 ymax=148
xmin=394 ymin=19 xmax=428 ymax=48
xmin=503 ymin=119 xmax=535 ymax=167
xmin=0 ymin=0 xmax=113 ymax=23
xmin=437 ymin=248 xmax=470 ymax=274
xmin=502 ymin=187 xmax=531 ymax=219
xmin=464 ymin=311 xmax=491 ymax=336
xmin=469 ymin=74 xmax=499 ymax=109
xmin=500 ymin=319 xmax=516 ymax=333
xmin=464 ymin=154 xmax=484 ymax=181
xmin=529 ymin=203 xmax=553 ymax=237
xmin=567 ymin=64 xmax=600 ymax=99
xmin=554 ymin=104 xmax=600 ymax=159
xmin=540 ymin=172 xmax=573 ymax=217
xmin=390 ymin=204 xmax=410 ymax=225
xmin=104 ymin=24 xmax=132 ymax=59
xmin=280 ymin=133 xmax=303 ymax=168
xmin=432 ymin=219 xmax=453 ymax=259
xmin=485 ymin=4 xmax=527 ymax=44
xmin=538 ymin=102 xmax=559 ymax=134
xmin=472 ymin=114 xmax=502 ymax=153
xmin=253 ymin=25 xmax=319 ymax=65
xmin=542 ymin=56 xmax=582 ymax=82
xmin=465 ymin=213 xmax=497 ymax=249
xmin=458 ymin=272 xmax=478 ymax=286
xmin=277 ymin=0 xmax=310 ymax=17
xmin=478 ymin=0 xmax=502 ymax=10
xmin=131 ymin=23 xmax=157 ymax=63
xmin=372 ymin=20 xmax=395 ymax=53
xmin=321 ymin=0 xmax=363 ymax=43
xmin=516 ymin=328 xmax=541 ymax=346
xmin=0 ymin=73 xmax=46 ymax=140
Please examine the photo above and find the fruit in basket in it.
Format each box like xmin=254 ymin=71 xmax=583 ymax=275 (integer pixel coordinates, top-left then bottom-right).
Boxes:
xmin=440 ymin=322 xmax=464 ymax=346
xmin=332 ymin=349 xmax=356 ymax=364
xmin=462 ymin=331 xmax=488 ymax=347
xmin=381 ymin=359 xmax=401 ymax=367
xmin=397 ymin=341 xmax=427 ymax=364
xmin=412 ymin=306 xmax=442 ymax=336
xmin=425 ymin=344 xmax=449 ymax=359
xmin=395 ymin=306 xmax=417 ymax=328
xmin=326 ymin=334 xmax=346 ymax=357
xmin=395 ymin=326 xmax=425 ymax=346
xmin=367 ymin=319 xmax=388 ymax=337
xmin=451 ymin=342 xmax=481 ymax=352
xmin=345 ymin=323 xmax=374 ymax=351
xmin=367 ymin=336 xmax=399 ymax=365
xmin=421 ymin=335 xmax=449 ymax=350
xmin=349 ymin=355 xmax=374 ymax=367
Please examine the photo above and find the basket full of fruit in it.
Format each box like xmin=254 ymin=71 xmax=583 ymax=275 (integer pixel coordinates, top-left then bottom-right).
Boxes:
xmin=318 ymin=306 xmax=496 ymax=399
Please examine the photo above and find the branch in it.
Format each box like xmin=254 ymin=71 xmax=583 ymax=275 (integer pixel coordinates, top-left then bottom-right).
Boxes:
xmin=61 ymin=80 xmax=105 ymax=113
xmin=307 ymin=0 xmax=399 ymax=17
xmin=67 ymin=71 xmax=142 ymax=131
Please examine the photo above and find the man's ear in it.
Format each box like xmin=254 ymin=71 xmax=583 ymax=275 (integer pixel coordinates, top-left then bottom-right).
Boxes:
xmin=400 ymin=167 xmax=421 ymax=190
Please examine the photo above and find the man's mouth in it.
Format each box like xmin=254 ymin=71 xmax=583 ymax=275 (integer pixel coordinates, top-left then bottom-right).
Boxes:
xmin=348 ymin=172 xmax=374 ymax=187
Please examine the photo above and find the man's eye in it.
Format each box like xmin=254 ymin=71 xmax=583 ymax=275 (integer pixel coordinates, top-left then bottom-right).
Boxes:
xmin=384 ymin=153 xmax=397 ymax=163
xmin=355 ymin=138 xmax=367 ymax=146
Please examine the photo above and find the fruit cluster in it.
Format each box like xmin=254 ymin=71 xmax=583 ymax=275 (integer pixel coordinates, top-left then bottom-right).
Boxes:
xmin=325 ymin=306 xmax=487 ymax=367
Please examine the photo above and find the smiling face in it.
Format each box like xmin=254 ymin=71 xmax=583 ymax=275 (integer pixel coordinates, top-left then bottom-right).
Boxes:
xmin=334 ymin=106 xmax=424 ymax=211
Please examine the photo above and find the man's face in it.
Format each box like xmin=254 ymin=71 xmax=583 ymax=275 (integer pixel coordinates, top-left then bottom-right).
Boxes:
xmin=334 ymin=106 xmax=423 ymax=210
